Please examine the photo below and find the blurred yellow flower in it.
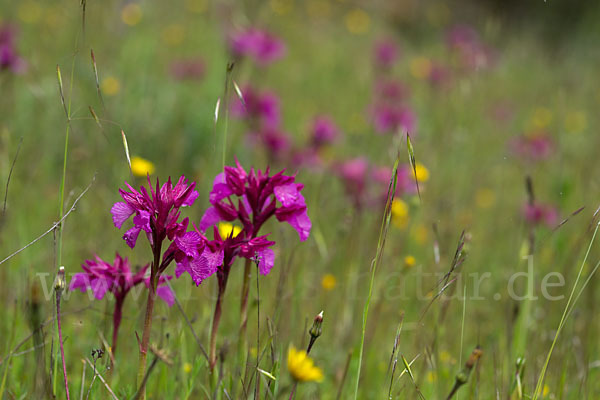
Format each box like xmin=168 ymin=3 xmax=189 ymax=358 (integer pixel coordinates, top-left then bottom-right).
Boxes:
xmin=121 ymin=3 xmax=142 ymax=26
xmin=130 ymin=156 xmax=155 ymax=177
xmin=321 ymin=274 xmax=336 ymax=290
xmin=306 ymin=0 xmax=331 ymax=18
xmin=287 ymin=346 xmax=323 ymax=382
xmin=183 ymin=362 xmax=192 ymax=374
xmin=218 ymin=222 xmax=242 ymax=239
xmin=529 ymin=107 xmax=552 ymax=130
xmin=185 ymin=0 xmax=208 ymax=13
xmin=414 ymin=162 xmax=429 ymax=182
xmin=101 ymin=76 xmax=121 ymax=96
xmin=270 ymin=0 xmax=294 ymax=15
xmin=426 ymin=370 xmax=436 ymax=383
xmin=543 ymin=384 xmax=550 ymax=397
xmin=391 ymin=199 xmax=409 ymax=229
xmin=410 ymin=57 xmax=432 ymax=80
xmin=18 ymin=1 xmax=43 ymax=24
xmin=411 ymin=224 xmax=428 ymax=245
xmin=440 ymin=350 xmax=456 ymax=364
xmin=404 ymin=255 xmax=416 ymax=268
xmin=475 ymin=188 xmax=495 ymax=209
xmin=564 ymin=110 xmax=587 ymax=134
xmin=344 ymin=9 xmax=370 ymax=34
xmin=162 ymin=24 xmax=185 ymax=46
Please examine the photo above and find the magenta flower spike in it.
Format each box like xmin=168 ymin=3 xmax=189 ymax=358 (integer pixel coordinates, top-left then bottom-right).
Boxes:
xmin=373 ymin=39 xmax=399 ymax=69
xmin=69 ymin=253 xmax=174 ymax=354
xmin=199 ymin=160 xmax=311 ymax=242
xmin=111 ymin=175 xmax=198 ymax=250
xmin=0 ymin=24 xmax=26 ymax=74
xmin=230 ymin=28 xmax=286 ymax=65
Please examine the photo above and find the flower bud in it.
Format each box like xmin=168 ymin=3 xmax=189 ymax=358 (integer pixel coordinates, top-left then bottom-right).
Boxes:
xmin=309 ymin=311 xmax=323 ymax=339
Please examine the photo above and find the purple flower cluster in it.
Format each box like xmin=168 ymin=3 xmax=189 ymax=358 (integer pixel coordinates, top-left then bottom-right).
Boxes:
xmin=0 ymin=24 xmax=26 ymax=73
xmin=510 ymin=133 xmax=554 ymax=161
xmin=70 ymin=253 xmax=174 ymax=305
xmin=336 ymin=158 xmax=418 ymax=209
xmin=111 ymin=176 xmax=198 ymax=249
xmin=200 ymin=160 xmax=311 ymax=242
xmin=446 ymin=24 xmax=495 ymax=71
xmin=522 ymin=202 xmax=558 ymax=228
xmin=373 ymin=39 xmax=399 ymax=69
xmin=230 ymin=28 xmax=286 ymax=66
xmin=232 ymin=85 xmax=291 ymax=162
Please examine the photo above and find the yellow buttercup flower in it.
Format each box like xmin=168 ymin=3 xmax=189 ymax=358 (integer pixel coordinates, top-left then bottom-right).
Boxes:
xmin=287 ymin=346 xmax=323 ymax=382
xmin=321 ymin=274 xmax=336 ymax=290
xmin=130 ymin=156 xmax=155 ymax=177
xmin=218 ymin=222 xmax=242 ymax=239
xmin=18 ymin=1 xmax=43 ymax=24
xmin=344 ymin=9 xmax=370 ymax=34
xmin=162 ymin=24 xmax=185 ymax=46
xmin=529 ymin=107 xmax=552 ymax=130
xmin=475 ymin=188 xmax=495 ymax=209
xmin=121 ymin=3 xmax=142 ymax=26
xmin=101 ymin=76 xmax=121 ymax=96
xmin=391 ymin=199 xmax=409 ymax=229
xmin=414 ymin=162 xmax=429 ymax=182
xmin=410 ymin=57 xmax=432 ymax=80
xmin=183 ymin=362 xmax=192 ymax=374
xmin=404 ymin=255 xmax=416 ymax=268
xmin=411 ymin=224 xmax=428 ymax=245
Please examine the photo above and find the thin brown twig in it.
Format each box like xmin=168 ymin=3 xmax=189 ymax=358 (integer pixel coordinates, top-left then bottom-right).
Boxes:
xmin=2 ymin=136 xmax=22 ymax=219
xmin=0 ymin=175 xmax=95 ymax=265
xmin=83 ymin=358 xmax=119 ymax=400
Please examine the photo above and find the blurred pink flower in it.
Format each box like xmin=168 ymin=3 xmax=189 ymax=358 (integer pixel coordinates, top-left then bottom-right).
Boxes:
xmin=310 ymin=115 xmax=340 ymax=148
xmin=0 ymin=24 xmax=26 ymax=74
xmin=232 ymin=85 xmax=281 ymax=129
xmin=522 ymin=203 xmax=558 ymax=227
xmin=510 ymin=133 xmax=554 ymax=161
xmin=373 ymin=39 xmax=399 ymax=68
xmin=169 ymin=58 xmax=206 ymax=80
xmin=445 ymin=24 xmax=495 ymax=71
xmin=372 ymin=104 xmax=416 ymax=135
xmin=374 ymin=79 xmax=409 ymax=103
xmin=230 ymin=28 xmax=286 ymax=65
xmin=336 ymin=157 xmax=369 ymax=208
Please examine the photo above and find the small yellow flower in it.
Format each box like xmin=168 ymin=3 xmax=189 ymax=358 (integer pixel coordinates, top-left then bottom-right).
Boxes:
xmin=426 ymin=370 xmax=436 ymax=383
xmin=18 ymin=1 xmax=43 ymax=24
xmin=413 ymin=162 xmax=429 ymax=182
xmin=218 ymin=222 xmax=242 ymax=239
xmin=440 ymin=350 xmax=456 ymax=364
xmin=162 ymin=24 xmax=185 ymax=46
xmin=564 ymin=110 xmax=587 ymax=134
xmin=321 ymin=274 xmax=336 ymax=290
xmin=101 ymin=76 xmax=121 ymax=96
xmin=130 ymin=156 xmax=155 ymax=177
xmin=391 ymin=199 xmax=409 ymax=229
xmin=410 ymin=57 xmax=432 ymax=80
xmin=528 ymin=107 xmax=552 ymax=130
xmin=344 ymin=9 xmax=370 ymax=34
xmin=183 ymin=362 xmax=192 ymax=374
xmin=411 ymin=224 xmax=428 ymax=245
xmin=287 ymin=346 xmax=323 ymax=382
xmin=475 ymin=188 xmax=495 ymax=209
xmin=121 ymin=3 xmax=142 ymax=26
xmin=542 ymin=383 xmax=550 ymax=397
xmin=270 ymin=0 xmax=294 ymax=15
xmin=185 ymin=0 xmax=208 ymax=13
xmin=404 ymin=255 xmax=416 ymax=268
